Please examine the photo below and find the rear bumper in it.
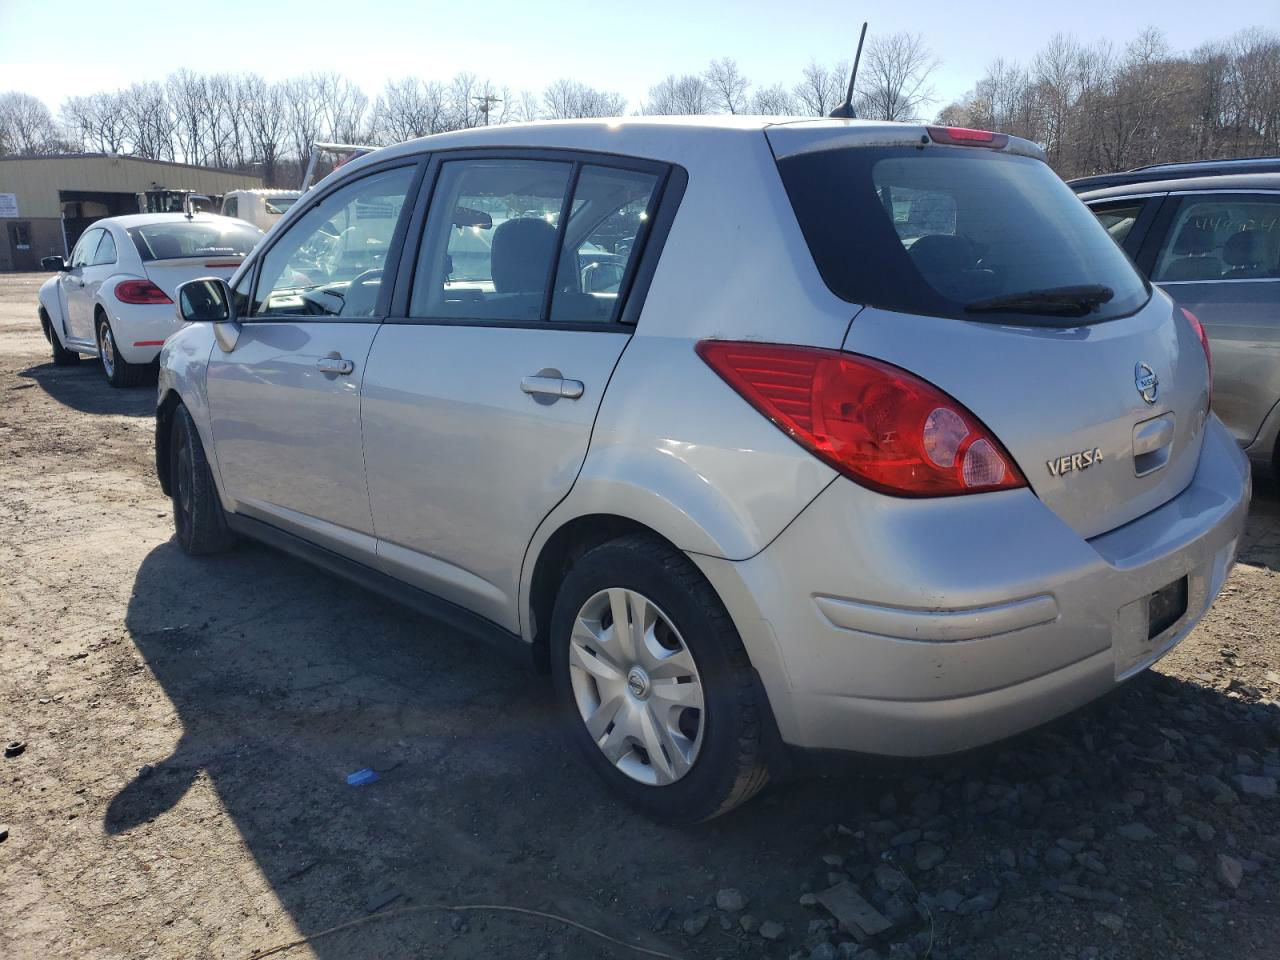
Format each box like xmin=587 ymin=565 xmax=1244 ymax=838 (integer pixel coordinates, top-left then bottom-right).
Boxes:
xmin=692 ymin=415 xmax=1250 ymax=756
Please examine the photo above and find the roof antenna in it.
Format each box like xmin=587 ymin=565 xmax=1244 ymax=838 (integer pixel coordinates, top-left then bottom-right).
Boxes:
xmin=829 ymin=22 xmax=868 ymax=119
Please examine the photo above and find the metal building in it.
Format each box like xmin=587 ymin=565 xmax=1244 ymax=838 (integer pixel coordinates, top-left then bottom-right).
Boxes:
xmin=0 ymin=154 xmax=263 ymax=271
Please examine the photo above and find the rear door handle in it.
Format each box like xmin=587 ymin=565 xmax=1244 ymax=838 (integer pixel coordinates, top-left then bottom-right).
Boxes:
xmin=316 ymin=356 xmax=355 ymax=375
xmin=521 ymin=375 xmax=584 ymax=400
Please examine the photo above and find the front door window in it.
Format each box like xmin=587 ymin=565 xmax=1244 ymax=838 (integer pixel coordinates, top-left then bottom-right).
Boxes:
xmin=252 ymin=166 xmax=416 ymax=318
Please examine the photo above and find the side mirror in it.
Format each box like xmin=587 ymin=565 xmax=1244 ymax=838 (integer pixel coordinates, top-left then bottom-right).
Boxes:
xmin=176 ymin=277 xmax=233 ymax=324
xmin=42 ymin=256 xmax=68 ymax=272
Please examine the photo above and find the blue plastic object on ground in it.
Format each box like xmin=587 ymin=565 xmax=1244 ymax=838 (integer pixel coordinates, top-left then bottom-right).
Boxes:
xmin=346 ymin=768 xmax=380 ymax=786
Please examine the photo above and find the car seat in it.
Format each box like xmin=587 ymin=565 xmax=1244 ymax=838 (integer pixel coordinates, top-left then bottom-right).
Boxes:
xmin=1159 ymin=224 xmax=1222 ymax=281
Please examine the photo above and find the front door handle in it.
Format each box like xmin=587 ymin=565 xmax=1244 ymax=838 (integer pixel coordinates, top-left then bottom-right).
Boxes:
xmin=521 ymin=374 xmax=584 ymax=400
xmin=316 ymin=356 xmax=354 ymax=375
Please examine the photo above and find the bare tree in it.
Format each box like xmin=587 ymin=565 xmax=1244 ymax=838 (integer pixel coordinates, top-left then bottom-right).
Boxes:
xmin=793 ymin=60 xmax=848 ymax=116
xmin=314 ymin=72 xmax=370 ymax=143
xmin=0 ymin=91 xmax=61 ymax=154
xmin=704 ymin=57 xmax=750 ymax=114
xmin=542 ymin=79 xmax=626 ymax=119
xmin=284 ymin=76 xmax=324 ymax=183
xmin=752 ymin=83 xmax=797 ymax=115
xmin=510 ymin=89 xmax=542 ymax=123
xmin=855 ymin=32 xmax=937 ymax=121
xmin=119 ymin=82 xmax=174 ymax=160
xmin=448 ymin=72 xmax=484 ymax=129
xmin=241 ymin=75 xmax=287 ymax=184
xmin=642 ymin=74 xmax=713 ymax=115
xmin=939 ymin=26 xmax=1279 ymax=179
xmin=373 ymin=77 xmax=452 ymax=142
xmin=61 ymin=91 xmax=129 ymax=154
xmin=167 ymin=69 xmax=212 ymax=164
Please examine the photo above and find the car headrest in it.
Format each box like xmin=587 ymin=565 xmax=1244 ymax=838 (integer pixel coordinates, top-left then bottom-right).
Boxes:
xmin=1222 ymin=230 xmax=1266 ymax=267
xmin=491 ymin=218 xmax=556 ymax=293
xmin=908 ymin=234 xmax=976 ymax=277
xmin=1172 ymin=223 xmax=1214 ymax=255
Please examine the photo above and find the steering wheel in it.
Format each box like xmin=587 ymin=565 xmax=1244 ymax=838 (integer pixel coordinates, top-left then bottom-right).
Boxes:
xmin=349 ymin=268 xmax=383 ymax=288
xmin=342 ymin=269 xmax=385 ymax=317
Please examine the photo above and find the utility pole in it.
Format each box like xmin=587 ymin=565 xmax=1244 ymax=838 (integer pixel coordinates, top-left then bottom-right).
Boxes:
xmin=473 ymin=94 xmax=502 ymax=126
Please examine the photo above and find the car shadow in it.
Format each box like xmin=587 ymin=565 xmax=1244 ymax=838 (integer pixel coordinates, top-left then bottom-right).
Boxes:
xmin=111 ymin=537 xmax=1280 ymax=959
xmin=18 ymin=361 xmax=154 ymax=417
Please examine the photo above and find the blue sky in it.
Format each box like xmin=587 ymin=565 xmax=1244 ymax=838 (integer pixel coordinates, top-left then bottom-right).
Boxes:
xmin=0 ymin=0 xmax=1268 ymax=115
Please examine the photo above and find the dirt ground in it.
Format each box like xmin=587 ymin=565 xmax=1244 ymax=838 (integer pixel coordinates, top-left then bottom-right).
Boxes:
xmin=2 ymin=269 xmax=1279 ymax=960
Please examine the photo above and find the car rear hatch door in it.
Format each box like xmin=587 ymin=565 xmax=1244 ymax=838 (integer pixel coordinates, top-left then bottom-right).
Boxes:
xmin=768 ymin=121 xmax=1211 ymax=540
xmin=842 ymin=298 xmax=1208 ymax=538
xmin=142 ymin=257 xmax=244 ymax=301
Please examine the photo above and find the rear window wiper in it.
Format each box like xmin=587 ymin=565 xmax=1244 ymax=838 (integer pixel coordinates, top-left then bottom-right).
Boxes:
xmin=965 ymin=284 xmax=1115 ymax=317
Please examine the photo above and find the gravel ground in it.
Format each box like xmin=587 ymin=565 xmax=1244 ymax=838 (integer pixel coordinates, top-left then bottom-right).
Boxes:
xmin=2 ymin=270 xmax=1279 ymax=960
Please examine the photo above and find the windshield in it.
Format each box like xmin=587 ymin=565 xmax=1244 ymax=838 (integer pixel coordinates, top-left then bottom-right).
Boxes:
xmin=777 ymin=146 xmax=1150 ymax=325
xmin=128 ymin=221 xmax=263 ymax=261
xmin=265 ymin=197 xmax=298 ymax=214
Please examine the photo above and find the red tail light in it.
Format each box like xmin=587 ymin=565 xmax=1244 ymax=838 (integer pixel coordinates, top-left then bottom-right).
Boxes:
xmin=926 ymin=125 xmax=1009 ymax=149
xmin=115 ymin=280 xmax=173 ymax=305
xmin=696 ymin=341 xmax=1026 ymax=497
xmin=1181 ymin=307 xmax=1211 ymax=399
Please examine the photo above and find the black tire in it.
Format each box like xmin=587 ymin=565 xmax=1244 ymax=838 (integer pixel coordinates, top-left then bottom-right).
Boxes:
xmin=550 ymin=534 xmax=769 ymax=823
xmin=170 ymin=404 xmax=235 ymax=556
xmin=41 ymin=310 xmax=81 ymax=366
xmin=96 ymin=312 xmax=147 ymax=387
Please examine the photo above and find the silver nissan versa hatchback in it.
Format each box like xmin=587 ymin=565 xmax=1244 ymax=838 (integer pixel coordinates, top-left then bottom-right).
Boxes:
xmin=156 ymin=116 xmax=1250 ymax=823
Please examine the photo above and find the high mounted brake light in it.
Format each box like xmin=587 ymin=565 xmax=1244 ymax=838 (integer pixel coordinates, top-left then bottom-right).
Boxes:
xmin=926 ymin=126 xmax=1009 ymax=149
xmin=696 ymin=341 xmax=1026 ymax=497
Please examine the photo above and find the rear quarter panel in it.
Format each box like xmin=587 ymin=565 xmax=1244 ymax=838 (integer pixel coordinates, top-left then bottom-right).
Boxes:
xmin=519 ymin=130 xmax=857 ymax=639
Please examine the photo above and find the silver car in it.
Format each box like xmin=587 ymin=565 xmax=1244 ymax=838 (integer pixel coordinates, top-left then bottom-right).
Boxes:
xmin=156 ymin=117 xmax=1250 ymax=823
xmin=1076 ymin=167 xmax=1280 ymax=476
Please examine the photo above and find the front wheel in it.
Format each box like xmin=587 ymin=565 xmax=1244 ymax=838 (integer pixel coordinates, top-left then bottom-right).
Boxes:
xmin=97 ymin=314 xmax=146 ymax=387
xmin=170 ymin=404 xmax=235 ymax=555
xmin=41 ymin=311 xmax=80 ymax=366
xmin=550 ymin=534 xmax=769 ymax=823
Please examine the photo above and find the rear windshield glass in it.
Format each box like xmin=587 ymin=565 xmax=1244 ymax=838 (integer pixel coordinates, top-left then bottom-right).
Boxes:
xmin=127 ymin=221 xmax=263 ymax=261
xmin=777 ymin=147 xmax=1150 ymax=325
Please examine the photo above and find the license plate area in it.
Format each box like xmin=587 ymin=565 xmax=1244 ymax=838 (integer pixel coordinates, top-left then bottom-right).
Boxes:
xmin=1148 ymin=576 xmax=1188 ymax=640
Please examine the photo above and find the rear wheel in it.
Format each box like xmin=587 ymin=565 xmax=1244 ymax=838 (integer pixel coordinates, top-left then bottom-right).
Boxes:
xmin=550 ymin=534 xmax=768 ymax=823
xmin=97 ymin=313 xmax=146 ymax=387
xmin=41 ymin=310 xmax=80 ymax=366
xmin=170 ymin=404 xmax=235 ymax=555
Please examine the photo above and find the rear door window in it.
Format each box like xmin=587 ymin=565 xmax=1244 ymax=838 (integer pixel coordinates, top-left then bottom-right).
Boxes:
xmin=1152 ymin=194 xmax=1280 ymax=283
xmin=409 ymin=157 xmax=663 ymax=326
xmin=549 ymin=166 xmax=661 ymax=324
xmin=777 ymin=147 xmax=1151 ymax=325
xmin=410 ymin=159 xmax=573 ymax=323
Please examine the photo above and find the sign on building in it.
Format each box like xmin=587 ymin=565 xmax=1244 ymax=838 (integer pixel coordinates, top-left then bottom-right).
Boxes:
xmin=0 ymin=193 xmax=18 ymax=218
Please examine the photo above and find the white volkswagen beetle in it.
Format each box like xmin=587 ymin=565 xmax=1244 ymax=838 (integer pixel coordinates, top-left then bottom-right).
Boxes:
xmin=37 ymin=213 xmax=263 ymax=386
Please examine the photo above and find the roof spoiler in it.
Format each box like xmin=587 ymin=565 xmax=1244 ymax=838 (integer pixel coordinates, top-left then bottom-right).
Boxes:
xmin=301 ymin=142 xmax=378 ymax=191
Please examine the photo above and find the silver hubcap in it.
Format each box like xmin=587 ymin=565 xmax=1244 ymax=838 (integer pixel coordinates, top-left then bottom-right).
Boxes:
xmin=568 ymin=588 xmax=704 ymax=786
xmin=99 ymin=324 xmax=115 ymax=377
